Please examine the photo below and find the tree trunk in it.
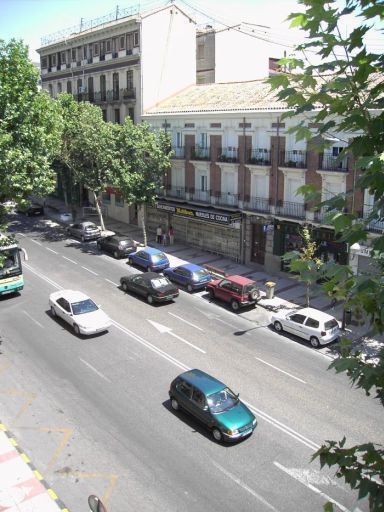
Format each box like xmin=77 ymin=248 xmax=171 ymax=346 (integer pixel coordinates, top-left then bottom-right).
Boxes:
xmin=93 ymin=190 xmax=106 ymax=231
xmin=138 ymin=205 xmax=147 ymax=247
xmin=306 ymin=282 xmax=310 ymax=307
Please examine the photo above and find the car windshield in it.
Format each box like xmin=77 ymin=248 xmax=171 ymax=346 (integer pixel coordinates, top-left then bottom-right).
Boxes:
xmin=207 ymin=387 xmax=238 ymax=414
xmin=325 ymin=319 xmax=339 ymax=330
xmin=151 ymin=277 xmax=169 ymax=288
xmin=151 ymin=252 xmax=166 ymax=263
xmin=118 ymin=240 xmax=130 ymax=246
xmin=85 ymin=225 xmax=97 ymax=231
xmin=192 ymin=269 xmax=209 ymax=280
xmin=71 ymin=298 xmax=99 ymax=315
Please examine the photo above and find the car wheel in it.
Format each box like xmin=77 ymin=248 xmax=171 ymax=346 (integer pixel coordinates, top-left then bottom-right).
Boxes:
xmin=212 ymin=428 xmax=222 ymax=442
xmin=171 ymin=398 xmax=179 ymax=411
xmin=249 ymin=289 xmax=260 ymax=301
xmin=147 ymin=294 xmax=154 ymax=304
xmin=113 ymin=251 xmax=119 ymax=259
xmin=231 ymin=300 xmax=240 ymax=312
xmin=122 ymin=282 xmax=128 ymax=292
xmin=187 ymin=284 xmax=193 ymax=293
xmin=73 ymin=324 xmax=80 ymax=336
xmin=274 ymin=321 xmax=283 ymax=332
xmin=50 ymin=306 xmax=56 ymax=317
xmin=310 ymin=336 xmax=320 ymax=348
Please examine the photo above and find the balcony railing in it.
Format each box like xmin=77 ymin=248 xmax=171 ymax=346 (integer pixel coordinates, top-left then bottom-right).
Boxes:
xmin=244 ymin=196 xmax=271 ymax=213
xmin=191 ymin=146 xmax=210 ymax=161
xmin=121 ymin=87 xmax=136 ymax=100
xmin=217 ymin=147 xmax=239 ymax=163
xmin=279 ymin=150 xmax=307 ymax=169
xmin=171 ymin=147 xmax=185 ymax=159
xmin=165 ymin=186 xmax=186 ymax=199
xmin=362 ymin=206 xmax=384 ymax=233
xmin=246 ymin=149 xmax=271 ymax=166
xmin=318 ymin=152 xmax=348 ymax=172
xmin=215 ymin=192 xmax=239 ymax=207
xmin=276 ymin=200 xmax=306 ymax=219
xmin=190 ymin=189 xmax=209 ymax=202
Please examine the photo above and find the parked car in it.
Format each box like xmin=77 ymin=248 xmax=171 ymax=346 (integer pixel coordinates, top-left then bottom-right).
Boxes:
xmin=67 ymin=221 xmax=101 ymax=242
xmin=127 ymin=247 xmax=170 ymax=272
xmin=17 ymin=203 xmax=44 ymax=216
xmin=169 ymin=369 xmax=257 ymax=443
xmin=164 ymin=263 xmax=212 ymax=292
xmin=97 ymin=234 xmax=137 ymax=259
xmin=49 ymin=290 xmax=111 ymax=336
xmin=120 ymin=272 xmax=179 ymax=304
xmin=271 ymin=307 xmax=341 ymax=348
xmin=206 ymin=275 xmax=260 ymax=311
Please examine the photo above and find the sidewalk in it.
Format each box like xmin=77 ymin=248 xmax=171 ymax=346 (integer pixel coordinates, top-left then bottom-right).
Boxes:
xmin=0 ymin=423 xmax=67 ymax=512
xmin=41 ymin=197 xmax=384 ymax=361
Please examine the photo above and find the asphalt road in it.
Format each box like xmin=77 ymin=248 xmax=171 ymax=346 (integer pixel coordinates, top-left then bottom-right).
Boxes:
xmin=0 ymin=214 xmax=382 ymax=512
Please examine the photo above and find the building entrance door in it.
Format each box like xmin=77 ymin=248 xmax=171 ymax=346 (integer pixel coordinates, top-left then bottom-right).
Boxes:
xmin=251 ymin=224 xmax=266 ymax=265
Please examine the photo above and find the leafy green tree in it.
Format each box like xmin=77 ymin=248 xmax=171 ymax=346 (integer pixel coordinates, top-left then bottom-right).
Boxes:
xmin=0 ymin=39 xmax=62 ymax=219
xmin=269 ymin=1 xmax=384 ymax=509
xmin=112 ymin=119 xmax=172 ymax=246
xmin=283 ymin=225 xmax=323 ymax=307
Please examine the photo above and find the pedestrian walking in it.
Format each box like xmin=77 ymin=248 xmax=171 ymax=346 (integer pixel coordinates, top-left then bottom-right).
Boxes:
xmin=156 ymin=225 xmax=162 ymax=244
xmin=168 ymin=225 xmax=174 ymax=245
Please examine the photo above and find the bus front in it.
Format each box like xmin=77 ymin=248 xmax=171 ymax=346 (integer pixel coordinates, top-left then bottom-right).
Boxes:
xmin=0 ymin=242 xmax=24 ymax=296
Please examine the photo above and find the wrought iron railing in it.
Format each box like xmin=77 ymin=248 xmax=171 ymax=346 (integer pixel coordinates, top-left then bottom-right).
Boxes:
xmin=244 ymin=196 xmax=271 ymax=213
xmin=279 ymin=150 xmax=307 ymax=168
xmin=276 ymin=200 xmax=306 ymax=219
xmin=318 ymin=152 xmax=348 ymax=172
xmin=246 ymin=149 xmax=271 ymax=166
xmin=171 ymin=147 xmax=185 ymax=159
xmin=215 ymin=193 xmax=239 ymax=207
xmin=165 ymin=187 xmax=186 ymax=199
xmin=217 ymin=147 xmax=239 ymax=163
xmin=191 ymin=146 xmax=210 ymax=161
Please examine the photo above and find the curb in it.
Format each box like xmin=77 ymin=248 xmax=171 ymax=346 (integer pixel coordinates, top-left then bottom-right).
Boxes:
xmin=0 ymin=422 xmax=69 ymax=512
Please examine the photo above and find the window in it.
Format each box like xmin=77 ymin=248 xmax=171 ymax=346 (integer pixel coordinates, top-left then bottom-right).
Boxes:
xmin=200 ymin=175 xmax=207 ymax=192
xmin=101 ymin=109 xmax=107 ymax=122
xmin=51 ymin=54 xmax=57 ymax=67
xmin=176 ymin=380 xmax=192 ymax=398
xmin=71 ymin=49 xmax=76 ymax=61
xmin=289 ymin=314 xmax=306 ymax=324
xmin=106 ymin=39 xmax=112 ymax=53
xmin=239 ymin=122 xmax=251 ymax=128
xmin=133 ymin=31 xmax=139 ymax=46
xmin=192 ymin=389 xmax=206 ymax=408
xmin=60 ymin=52 xmax=66 ymax=64
xmin=210 ymin=123 xmax=221 ymax=128
xmin=305 ymin=317 xmax=319 ymax=328
xmin=113 ymin=73 xmax=119 ymax=100
xmin=93 ymin=43 xmax=99 ymax=56
xmin=67 ymin=81 xmax=72 ymax=94
xmin=57 ymin=82 xmax=62 ymax=93
xmin=128 ymin=107 xmax=135 ymax=123
xmin=115 ymin=194 xmax=124 ymax=207
xmin=176 ymin=132 xmax=182 ymax=148
xmin=200 ymin=133 xmax=207 ymax=148
xmin=102 ymin=192 xmax=111 ymax=204
xmin=119 ymin=35 xmax=126 ymax=50
xmin=41 ymin=56 xmax=47 ymax=68
xmin=100 ymin=75 xmax=106 ymax=101
xmin=114 ymin=109 xmax=120 ymax=124
xmin=48 ymin=84 xmax=53 ymax=97
xmin=185 ymin=123 xmax=195 ymax=128
xmin=77 ymin=79 xmax=82 ymax=94
xmin=126 ymin=69 xmax=133 ymax=89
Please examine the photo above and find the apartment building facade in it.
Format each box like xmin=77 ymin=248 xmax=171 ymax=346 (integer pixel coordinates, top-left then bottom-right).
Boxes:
xmin=37 ymin=3 xmax=196 ymax=124
xmin=143 ymin=80 xmax=383 ymax=273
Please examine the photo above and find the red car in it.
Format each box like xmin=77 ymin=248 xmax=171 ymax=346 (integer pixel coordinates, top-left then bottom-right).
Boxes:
xmin=206 ymin=275 xmax=260 ymax=311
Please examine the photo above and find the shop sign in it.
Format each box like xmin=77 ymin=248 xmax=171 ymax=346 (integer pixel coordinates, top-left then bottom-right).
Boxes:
xmin=155 ymin=202 xmax=238 ymax=225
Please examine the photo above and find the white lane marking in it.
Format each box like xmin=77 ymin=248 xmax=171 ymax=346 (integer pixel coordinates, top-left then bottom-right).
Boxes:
xmin=22 ymin=310 xmax=44 ymax=328
xmin=105 ymin=278 xmax=119 ymax=286
xmin=244 ymin=400 xmax=320 ymax=451
xmin=274 ymin=462 xmax=351 ymax=512
xmin=30 ymin=239 xmax=42 ymax=246
xmin=81 ymin=266 xmax=98 ymax=276
xmin=168 ymin=312 xmax=204 ymax=331
xmin=112 ymin=320 xmax=189 ymax=371
xmin=213 ymin=461 xmax=280 ymax=511
xmin=255 ymin=357 xmax=306 ymax=384
xmin=24 ymin=263 xmax=62 ymax=289
xmin=22 ymin=263 xmax=325 ymax=454
xmin=148 ymin=320 xmax=206 ymax=354
xmin=62 ymin=256 xmax=77 ymax=264
xmin=17 ymin=233 xmax=26 ymax=237
xmin=79 ymin=358 xmax=112 ymax=383
xmin=46 ymin=247 xmax=58 ymax=254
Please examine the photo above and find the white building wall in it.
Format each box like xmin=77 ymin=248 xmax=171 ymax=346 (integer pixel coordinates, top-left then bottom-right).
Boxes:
xmin=141 ymin=6 xmax=196 ymax=111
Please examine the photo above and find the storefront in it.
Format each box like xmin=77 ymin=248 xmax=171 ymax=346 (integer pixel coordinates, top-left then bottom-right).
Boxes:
xmin=146 ymin=202 xmax=242 ymax=261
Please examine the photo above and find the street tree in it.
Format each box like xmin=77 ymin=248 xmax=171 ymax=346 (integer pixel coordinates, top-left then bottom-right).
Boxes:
xmin=56 ymin=97 xmax=116 ymax=230
xmin=269 ymin=1 xmax=384 ymax=509
xmin=112 ymin=119 xmax=172 ymax=246
xmin=0 ymin=39 xmax=62 ymax=221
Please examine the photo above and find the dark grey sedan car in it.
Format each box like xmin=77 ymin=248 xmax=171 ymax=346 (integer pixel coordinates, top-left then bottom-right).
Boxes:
xmin=97 ymin=235 xmax=136 ymax=258
xmin=120 ymin=272 xmax=179 ymax=304
xmin=67 ymin=221 xmax=101 ymax=242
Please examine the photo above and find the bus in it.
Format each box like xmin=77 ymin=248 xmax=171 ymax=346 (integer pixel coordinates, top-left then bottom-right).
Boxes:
xmin=0 ymin=234 xmax=25 ymax=296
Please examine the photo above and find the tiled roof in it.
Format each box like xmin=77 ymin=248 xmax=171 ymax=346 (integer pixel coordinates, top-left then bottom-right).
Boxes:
xmin=145 ymin=80 xmax=286 ymax=114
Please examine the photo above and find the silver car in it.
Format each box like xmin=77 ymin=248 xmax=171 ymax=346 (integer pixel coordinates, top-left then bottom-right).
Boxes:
xmin=67 ymin=221 xmax=101 ymax=242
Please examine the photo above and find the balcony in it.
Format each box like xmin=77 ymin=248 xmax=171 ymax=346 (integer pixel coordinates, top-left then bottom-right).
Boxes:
xmin=191 ymin=146 xmax=210 ymax=161
xmin=171 ymin=147 xmax=185 ymax=159
xmin=217 ymin=147 xmax=239 ymax=163
xmin=276 ymin=200 xmax=306 ymax=219
xmin=121 ymin=87 xmax=136 ymax=100
xmin=246 ymin=149 xmax=271 ymax=166
xmin=189 ymin=189 xmax=209 ymax=203
xmin=362 ymin=206 xmax=384 ymax=233
xmin=244 ymin=196 xmax=271 ymax=213
xmin=279 ymin=150 xmax=307 ymax=169
xmin=318 ymin=152 xmax=348 ymax=172
xmin=165 ymin=186 xmax=186 ymax=199
xmin=215 ymin=192 xmax=239 ymax=207
xmin=91 ymin=90 xmax=120 ymax=103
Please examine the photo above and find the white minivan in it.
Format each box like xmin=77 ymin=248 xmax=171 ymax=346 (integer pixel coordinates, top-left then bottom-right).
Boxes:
xmin=271 ymin=307 xmax=341 ymax=347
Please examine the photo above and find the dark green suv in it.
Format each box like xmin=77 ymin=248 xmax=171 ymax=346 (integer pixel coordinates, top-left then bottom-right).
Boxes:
xmin=169 ymin=369 xmax=256 ymax=442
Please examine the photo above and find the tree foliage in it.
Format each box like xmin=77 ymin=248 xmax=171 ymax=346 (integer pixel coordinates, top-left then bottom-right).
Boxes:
xmin=269 ymin=1 xmax=384 ymax=509
xmin=0 ymin=39 xmax=62 ymax=210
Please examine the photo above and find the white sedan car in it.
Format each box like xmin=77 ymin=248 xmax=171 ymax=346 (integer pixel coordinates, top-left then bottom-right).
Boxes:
xmin=271 ymin=307 xmax=341 ymax=348
xmin=49 ymin=290 xmax=111 ymax=336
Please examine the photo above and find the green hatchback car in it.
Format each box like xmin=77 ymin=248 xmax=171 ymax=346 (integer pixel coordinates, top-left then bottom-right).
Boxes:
xmin=169 ymin=369 xmax=257 ymax=442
